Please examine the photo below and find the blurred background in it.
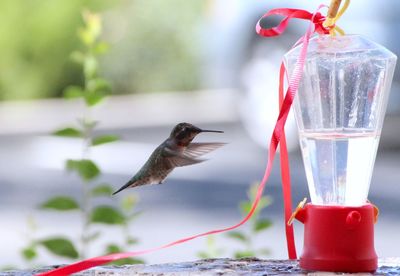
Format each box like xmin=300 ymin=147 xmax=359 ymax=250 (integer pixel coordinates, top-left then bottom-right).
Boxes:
xmin=1 ymin=0 xmax=400 ymax=270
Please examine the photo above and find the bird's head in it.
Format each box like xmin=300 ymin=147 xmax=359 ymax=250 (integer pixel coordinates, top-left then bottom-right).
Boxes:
xmin=170 ymin=122 xmax=223 ymax=145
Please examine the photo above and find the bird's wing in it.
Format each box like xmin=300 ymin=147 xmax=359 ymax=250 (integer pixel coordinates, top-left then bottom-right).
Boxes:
xmin=183 ymin=142 xmax=226 ymax=159
xmin=163 ymin=147 xmax=205 ymax=167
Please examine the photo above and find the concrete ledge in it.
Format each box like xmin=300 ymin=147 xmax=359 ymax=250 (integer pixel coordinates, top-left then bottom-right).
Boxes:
xmin=4 ymin=258 xmax=400 ymax=275
xmin=0 ymin=89 xmax=238 ymax=135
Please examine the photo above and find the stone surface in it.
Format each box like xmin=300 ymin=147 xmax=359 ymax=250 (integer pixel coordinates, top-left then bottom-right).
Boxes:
xmin=2 ymin=258 xmax=400 ymax=276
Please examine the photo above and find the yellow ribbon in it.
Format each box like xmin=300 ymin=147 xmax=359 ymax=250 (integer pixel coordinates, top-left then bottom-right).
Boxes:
xmin=323 ymin=0 xmax=350 ymax=36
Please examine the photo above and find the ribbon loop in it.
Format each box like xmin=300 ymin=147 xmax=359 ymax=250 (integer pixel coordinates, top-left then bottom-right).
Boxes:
xmin=256 ymin=8 xmax=330 ymax=37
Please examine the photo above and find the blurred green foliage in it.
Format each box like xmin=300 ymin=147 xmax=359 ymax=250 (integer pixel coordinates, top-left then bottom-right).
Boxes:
xmin=0 ymin=0 xmax=204 ymax=101
xmin=227 ymin=183 xmax=273 ymax=258
xmin=102 ymin=0 xmax=204 ymax=94
xmin=18 ymin=10 xmax=144 ymax=267
xmin=197 ymin=183 xmax=273 ymax=259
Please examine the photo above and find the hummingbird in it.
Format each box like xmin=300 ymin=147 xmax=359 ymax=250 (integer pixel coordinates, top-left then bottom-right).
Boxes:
xmin=112 ymin=122 xmax=225 ymax=195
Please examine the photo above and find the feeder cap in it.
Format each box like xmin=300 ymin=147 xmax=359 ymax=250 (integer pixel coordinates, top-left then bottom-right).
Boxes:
xmin=284 ymin=34 xmax=397 ymax=60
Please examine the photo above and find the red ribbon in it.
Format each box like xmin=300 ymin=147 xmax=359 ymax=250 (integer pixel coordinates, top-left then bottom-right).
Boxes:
xmin=256 ymin=7 xmax=328 ymax=260
xmin=38 ymin=6 xmax=327 ymax=276
xmin=256 ymin=8 xmax=330 ymax=37
xmin=278 ymin=62 xmax=297 ymax=259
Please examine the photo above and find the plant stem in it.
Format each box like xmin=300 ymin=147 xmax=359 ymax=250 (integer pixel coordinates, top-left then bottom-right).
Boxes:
xmin=80 ymin=106 xmax=93 ymax=259
xmin=80 ymin=178 xmax=90 ymax=259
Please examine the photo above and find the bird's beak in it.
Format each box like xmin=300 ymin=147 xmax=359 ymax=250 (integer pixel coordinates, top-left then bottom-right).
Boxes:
xmin=199 ymin=129 xmax=224 ymax=133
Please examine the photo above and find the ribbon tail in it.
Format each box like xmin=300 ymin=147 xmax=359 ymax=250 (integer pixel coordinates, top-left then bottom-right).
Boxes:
xmin=279 ymin=63 xmax=297 ymax=260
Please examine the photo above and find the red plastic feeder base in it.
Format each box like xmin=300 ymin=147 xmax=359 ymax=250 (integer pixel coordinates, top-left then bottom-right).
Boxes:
xmin=295 ymin=203 xmax=378 ymax=273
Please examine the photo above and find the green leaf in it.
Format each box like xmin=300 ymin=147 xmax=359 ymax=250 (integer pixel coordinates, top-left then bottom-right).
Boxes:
xmin=105 ymin=243 xmax=145 ymax=264
xmin=94 ymin=42 xmax=110 ymax=55
xmin=21 ymin=247 xmax=37 ymax=261
xmin=84 ymin=78 xmax=111 ymax=107
xmin=87 ymin=78 xmax=112 ymax=93
xmin=206 ymin=235 xmax=215 ymax=247
xmin=63 ymin=86 xmax=84 ymax=100
xmin=78 ymin=11 xmax=101 ymax=47
xmin=226 ymin=231 xmax=247 ymax=243
xmin=253 ymin=218 xmax=273 ymax=232
xmin=239 ymin=201 xmax=252 ymax=215
xmin=258 ymin=248 xmax=271 ymax=256
xmin=66 ymin=159 xmax=100 ymax=181
xmin=78 ymin=28 xmax=93 ymax=46
xmin=110 ymin=258 xmax=145 ymax=266
xmin=90 ymin=205 xmax=126 ymax=225
xmin=40 ymin=238 xmax=78 ymax=259
xmin=84 ymin=90 xmax=107 ymax=106
xmin=257 ymin=196 xmax=272 ymax=210
xmin=121 ymin=195 xmax=139 ymax=212
xmin=1 ymin=265 xmax=18 ymax=271
xmin=91 ymin=184 xmax=114 ymax=196
xmin=80 ymin=11 xmax=101 ymax=45
xmin=92 ymin=135 xmax=119 ymax=146
xmin=126 ymin=236 xmax=139 ymax=245
xmin=248 ymin=183 xmax=259 ymax=200
xmin=200 ymin=236 xmax=224 ymax=259
xmin=197 ymin=252 xmax=210 ymax=259
xmin=106 ymin=243 xmax=121 ymax=253
xmin=84 ymin=55 xmax=98 ymax=79
xmin=239 ymin=195 xmax=271 ymax=217
xmin=105 ymin=244 xmax=144 ymax=265
xmin=40 ymin=196 xmax=79 ymax=211
xmin=234 ymin=250 xmax=255 ymax=259
xmin=52 ymin=127 xmax=83 ymax=138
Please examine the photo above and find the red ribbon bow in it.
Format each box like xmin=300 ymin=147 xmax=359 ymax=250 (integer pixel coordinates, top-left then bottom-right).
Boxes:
xmin=256 ymin=8 xmax=330 ymax=37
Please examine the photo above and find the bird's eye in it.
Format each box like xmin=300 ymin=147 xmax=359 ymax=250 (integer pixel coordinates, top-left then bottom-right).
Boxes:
xmin=176 ymin=131 xmax=186 ymax=140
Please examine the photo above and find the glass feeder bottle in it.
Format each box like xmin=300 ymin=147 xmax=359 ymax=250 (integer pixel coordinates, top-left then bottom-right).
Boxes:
xmin=284 ymin=34 xmax=397 ymax=272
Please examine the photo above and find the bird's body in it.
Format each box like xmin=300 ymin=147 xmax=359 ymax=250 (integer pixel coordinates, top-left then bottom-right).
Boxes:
xmin=123 ymin=145 xmax=173 ymax=187
xmin=113 ymin=123 xmax=224 ymax=195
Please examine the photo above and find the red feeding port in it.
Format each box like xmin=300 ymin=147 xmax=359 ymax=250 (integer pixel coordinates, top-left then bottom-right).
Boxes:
xmin=295 ymin=203 xmax=378 ymax=273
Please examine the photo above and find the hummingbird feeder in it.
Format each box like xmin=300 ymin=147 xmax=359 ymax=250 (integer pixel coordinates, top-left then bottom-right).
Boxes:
xmin=282 ymin=2 xmax=397 ymax=273
xmin=37 ymin=1 xmax=398 ymax=275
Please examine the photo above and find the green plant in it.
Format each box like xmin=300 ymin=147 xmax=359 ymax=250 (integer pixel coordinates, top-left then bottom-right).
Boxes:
xmin=100 ymin=0 xmax=204 ymax=95
xmin=19 ymin=10 xmax=143 ymax=266
xmin=197 ymin=183 xmax=273 ymax=259
xmin=0 ymin=1 xmax=118 ymax=101
xmin=227 ymin=183 xmax=272 ymax=258
xmin=197 ymin=236 xmax=225 ymax=259
xmin=0 ymin=1 xmax=203 ymax=101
